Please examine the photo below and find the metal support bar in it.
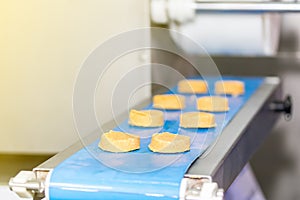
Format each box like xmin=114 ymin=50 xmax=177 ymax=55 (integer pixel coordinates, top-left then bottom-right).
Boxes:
xmin=194 ymin=2 xmax=300 ymax=13
xmin=151 ymin=0 xmax=300 ymax=25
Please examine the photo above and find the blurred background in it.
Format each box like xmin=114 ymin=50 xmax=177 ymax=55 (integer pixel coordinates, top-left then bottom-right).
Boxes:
xmin=1 ymin=1 xmax=300 ymax=199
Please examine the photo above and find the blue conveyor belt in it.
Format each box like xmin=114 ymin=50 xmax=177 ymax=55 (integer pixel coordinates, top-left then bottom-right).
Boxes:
xmin=49 ymin=77 xmax=264 ymax=200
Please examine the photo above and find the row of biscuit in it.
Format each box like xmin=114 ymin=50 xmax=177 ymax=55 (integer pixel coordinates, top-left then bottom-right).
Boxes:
xmin=99 ymin=131 xmax=190 ymax=153
xmin=152 ymin=95 xmax=229 ymax=112
xmin=150 ymin=79 xmax=245 ymax=128
xmin=179 ymin=79 xmax=244 ymax=96
xmin=129 ymin=109 xmax=216 ymax=129
xmin=98 ymin=80 xmax=244 ymax=153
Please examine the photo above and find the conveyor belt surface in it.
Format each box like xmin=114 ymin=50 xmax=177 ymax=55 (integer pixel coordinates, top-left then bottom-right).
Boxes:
xmin=49 ymin=77 xmax=264 ymax=200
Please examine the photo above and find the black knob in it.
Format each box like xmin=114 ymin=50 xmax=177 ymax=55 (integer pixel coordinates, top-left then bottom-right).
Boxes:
xmin=269 ymin=95 xmax=292 ymax=121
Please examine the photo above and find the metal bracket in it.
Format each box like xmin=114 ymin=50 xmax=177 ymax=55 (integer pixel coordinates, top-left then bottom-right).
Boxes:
xmin=9 ymin=170 xmax=49 ymax=200
xmin=269 ymin=95 xmax=292 ymax=121
xmin=180 ymin=175 xmax=224 ymax=200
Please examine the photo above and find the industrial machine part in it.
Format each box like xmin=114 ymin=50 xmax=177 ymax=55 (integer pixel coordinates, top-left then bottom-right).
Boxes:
xmin=185 ymin=77 xmax=284 ymax=190
xmin=151 ymin=0 xmax=300 ymax=24
xmin=9 ymin=171 xmax=224 ymax=200
xmin=269 ymin=95 xmax=292 ymax=120
xmin=9 ymin=77 xmax=287 ymax=200
xmin=9 ymin=171 xmax=45 ymax=200
xmin=180 ymin=175 xmax=224 ymax=200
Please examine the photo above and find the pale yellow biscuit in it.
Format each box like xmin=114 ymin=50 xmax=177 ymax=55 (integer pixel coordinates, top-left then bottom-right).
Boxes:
xmin=98 ymin=131 xmax=140 ymax=152
xmin=178 ymin=79 xmax=208 ymax=94
xmin=153 ymin=94 xmax=185 ymax=110
xmin=129 ymin=109 xmax=164 ymax=127
xmin=180 ymin=112 xmax=216 ymax=128
xmin=197 ymin=96 xmax=229 ymax=112
xmin=215 ymin=80 xmax=245 ymax=96
xmin=148 ymin=132 xmax=190 ymax=153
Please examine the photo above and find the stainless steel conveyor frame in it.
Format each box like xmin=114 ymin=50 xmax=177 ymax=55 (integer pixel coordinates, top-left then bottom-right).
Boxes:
xmin=9 ymin=77 xmax=283 ymax=200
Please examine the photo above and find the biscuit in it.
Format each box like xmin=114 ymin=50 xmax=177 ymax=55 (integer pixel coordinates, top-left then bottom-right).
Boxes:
xmin=148 ymin=132 xmax=190 ymax=153
xmin=180 ymin=112 xmax=216 ymax=128
xmin=99 ymin=131 xmax=140 ymax=152
xmin=197 ymin=96 xmax=229 ymax=112
xmin=215 ymin=80 xmax=244 ymax=96
xmin=129 ymin=109 xmax=164 ymax=127
xmin=153 ymin=94 xmax=185 ymax=110
xmin=178 ymin=79 xmax=208 ymax=94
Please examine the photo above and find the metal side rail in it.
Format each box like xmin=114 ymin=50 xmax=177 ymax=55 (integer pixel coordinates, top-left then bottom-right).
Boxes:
xmin=186 ymin=77 xmax=282 ymax=191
